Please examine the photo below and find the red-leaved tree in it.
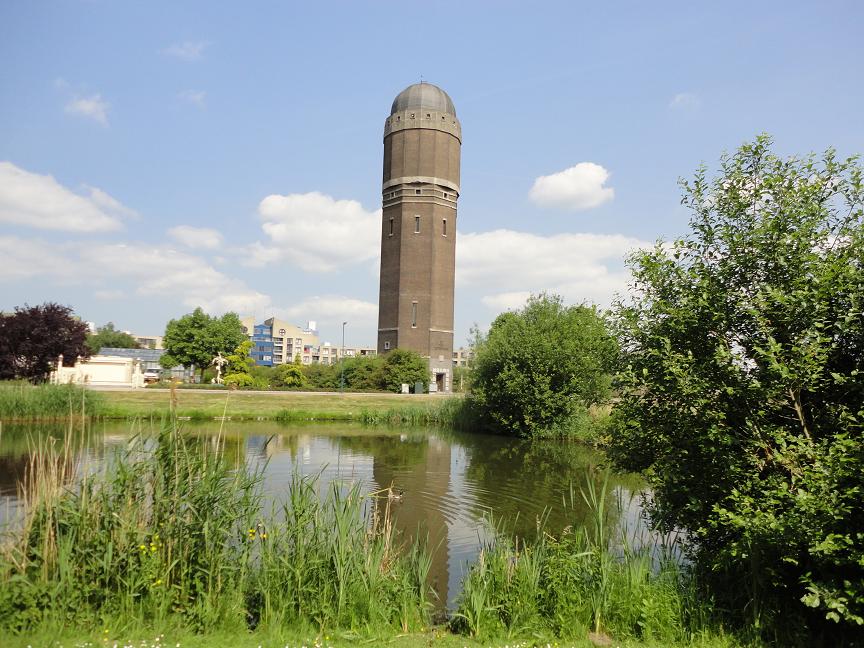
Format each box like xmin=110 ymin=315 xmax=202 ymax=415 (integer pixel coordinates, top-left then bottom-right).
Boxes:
xmin=0 ymin=303 xmax=90 ymax=382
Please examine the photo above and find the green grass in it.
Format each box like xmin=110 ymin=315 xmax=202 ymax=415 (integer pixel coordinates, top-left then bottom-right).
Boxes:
xmin=0 ymin=381 xmax=459 ymax=423
xmin=0 ymin=382 xmax=106 ymax=420
xmin=98 ymin=388 xmax=450 ymax=420
xmin=2 ymin=626 xmax=745 ymax=648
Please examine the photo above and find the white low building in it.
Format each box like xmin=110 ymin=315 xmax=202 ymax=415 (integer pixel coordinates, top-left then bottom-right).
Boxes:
xmin=50 ymin=354 xmax=145 ymax=388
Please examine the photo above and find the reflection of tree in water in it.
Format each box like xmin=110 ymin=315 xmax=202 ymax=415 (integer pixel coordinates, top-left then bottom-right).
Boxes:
xmin=456 ymin=433 xmax=634 ymax=542
xmin=333 ymin=433 xmax=429 ymax=468
xmin=179 ymin=421 xmax=309 ymax=468
xmin=0 ymin=421 xmax=102 ymax=497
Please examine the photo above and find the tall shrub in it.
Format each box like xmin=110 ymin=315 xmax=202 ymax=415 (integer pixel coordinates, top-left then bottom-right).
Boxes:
xmin=380 ymin=349 xmax=428 ymax=393
xmin=610 ymin=136 xmax=864 ymax=642
xmin=470 ymin=294 xmax=616 ymax=438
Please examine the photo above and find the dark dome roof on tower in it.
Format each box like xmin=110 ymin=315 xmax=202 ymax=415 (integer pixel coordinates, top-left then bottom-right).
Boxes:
xmin=390 ymin=82 xmax=456 ymax=116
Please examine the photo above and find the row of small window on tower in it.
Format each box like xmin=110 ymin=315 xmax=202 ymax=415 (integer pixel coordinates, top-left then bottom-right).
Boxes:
xmin=392 ymin=113 xmax=456 ymax=123
xmin=384 ymin=189 xmax=452 ymax=199
xmin=388 ymin=216 xmax=448 ymax=237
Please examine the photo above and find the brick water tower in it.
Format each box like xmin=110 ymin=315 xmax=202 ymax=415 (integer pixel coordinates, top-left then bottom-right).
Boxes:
xmin=377 ymin=82 xmax=461 ymax=393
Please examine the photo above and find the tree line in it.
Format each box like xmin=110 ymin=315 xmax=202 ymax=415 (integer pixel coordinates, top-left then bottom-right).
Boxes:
xmin=0 ymin=305 xmax=428 ymax=393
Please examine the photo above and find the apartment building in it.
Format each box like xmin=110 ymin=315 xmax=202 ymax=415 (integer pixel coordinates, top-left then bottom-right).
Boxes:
xmin=452 ymin=347 xmax=474 ymax=368
xmin=240 ymin=316 xmax=376 ymax=366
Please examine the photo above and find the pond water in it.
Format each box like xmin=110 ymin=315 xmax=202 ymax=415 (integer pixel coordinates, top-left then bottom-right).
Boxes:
xmin=0 ymin=420 xmax=647 ymax=608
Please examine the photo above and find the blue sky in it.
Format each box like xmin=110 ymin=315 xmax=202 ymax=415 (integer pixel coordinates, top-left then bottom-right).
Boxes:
xmin=1 ymin=0 xmax=862 ymax=347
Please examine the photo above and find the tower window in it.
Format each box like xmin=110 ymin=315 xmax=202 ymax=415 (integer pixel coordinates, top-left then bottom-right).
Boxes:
xmin=414 ymin=215 xmax=421 ymax=233
xmin=415 ymin=189 xmax=421 ymax=195
xmin=443 ymin=218 xmax=447 ymax=236
xmin=384 ymin=341 xmax=390 ymax=350
xmin=389 ymin=217 xmax=394 ymax=236
xmin=443 ymin=192 xmax=449 ymax=198
xmin=411 ymin=302 xmax=418 ymax=328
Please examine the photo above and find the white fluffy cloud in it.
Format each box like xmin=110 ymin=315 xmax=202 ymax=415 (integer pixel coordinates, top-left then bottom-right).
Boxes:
xmin=168 ymin=225 xmax=223 ymax=249
xmin=65 ymin=94 xmax=109 ymax=125
xmin=163 ymin=41 xmax=209 ymax=61
xmin=280 ymin=296 xmax=377 ymax=320
xmin=0 ymin=236 xmax=270 ymax=315
xmin=0 ymin=237 xmax=74 ymax=280
xmin=250 ymin=191 xmax=380 ymax=272
xmin=480 ymin=291 xmax=533 ymax=311
xmin=94 ymin=289 xmax=125 ymax=300
xmin=275 ymin=296 xmax=378 ymax=344
xmin=529 ymin=163 xmax=615 ymax=211
xmin=669 ymin=92 xmax=700 ymax=110
xmin=86 ymin=186 xmax=138 ymax=220
xmin=457 ymin=229 xmax=650 ymax=309
xmin=0 ymin=162 xmax=131 ymax=231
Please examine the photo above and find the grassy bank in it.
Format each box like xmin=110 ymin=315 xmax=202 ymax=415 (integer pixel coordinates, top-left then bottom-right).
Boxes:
xmin=0 ymin=382 xmax=454 ymax=422
xmin=104 ymin=388 xmax=455 ymax=422
xmin=0 ymin=385 xmax=608 ymax=444
xmin=0 ymin=382 xmax=106 ymax=420
xmin=3 ymin=627 xmax=744 ymax=648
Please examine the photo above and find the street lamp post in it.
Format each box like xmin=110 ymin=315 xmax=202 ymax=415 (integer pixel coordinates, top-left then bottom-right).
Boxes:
xmin=340 ymin=321 xmax=347 ymax=393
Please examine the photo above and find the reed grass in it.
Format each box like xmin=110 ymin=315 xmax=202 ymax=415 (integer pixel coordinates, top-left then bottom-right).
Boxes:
xmin=0 ymin=417 xmax=432 ymax=637
xmin=0 ymin=382 xmax=106 ymax=420
xmin=274 ymin=408 xmax=358 ymax=422
xmin=358 ymin=397 xmax=477 ymax=428
xmin=451 ymin=471 xmax=733 ymax=645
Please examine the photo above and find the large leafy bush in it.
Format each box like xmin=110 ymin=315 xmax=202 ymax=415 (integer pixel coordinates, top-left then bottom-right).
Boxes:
xmin=470 ymin=294 xmax=616 ymax=438
xmin=610 ymin=136 xmax=864 ymax=642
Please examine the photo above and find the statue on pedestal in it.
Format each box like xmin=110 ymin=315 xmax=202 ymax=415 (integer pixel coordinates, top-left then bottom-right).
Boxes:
xmin=211 ymin=352 xmax=228 ymax=385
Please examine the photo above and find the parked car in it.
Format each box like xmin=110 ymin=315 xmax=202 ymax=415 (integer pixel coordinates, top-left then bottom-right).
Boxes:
xmin=143 ymin=368 xmax=162 ymax=383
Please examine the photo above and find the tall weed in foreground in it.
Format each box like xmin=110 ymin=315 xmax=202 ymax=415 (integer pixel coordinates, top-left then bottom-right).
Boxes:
xmin=0 ymin=382 xmax=105 ymax=420
xmin=452 ymin=470 xmax=722 ymax=644
xmin=0 ymin=418 xmax=431 ymax=636
xmin=247 ymin=475 xmax=432 ymax=633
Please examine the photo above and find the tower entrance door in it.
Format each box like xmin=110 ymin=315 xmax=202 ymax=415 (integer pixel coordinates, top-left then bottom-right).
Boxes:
xmin=435 ymin=372 xmax=445 ymax=393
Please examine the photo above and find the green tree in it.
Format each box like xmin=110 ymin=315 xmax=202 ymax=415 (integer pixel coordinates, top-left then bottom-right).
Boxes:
xmin=609 ymin=136 xmax=864 ymax=641
xmin=272 ymin=362 xmax=306 ymax=389
xmin=469 ymin=294 xmax=616 ymax=438
xmin=159 ymin=308 xmax=245 ymax=381
xmin=343 ymin=356 xmax=385 ymax=391
xmin=86 ymin=322 xmax=140 ymax=354
xmin=223 ymin=340 xmax=256 ymax=387
xmin=452 ymin=365 xmax=472 ymax=393
xmin=302 ymin=363 xmax=338 ymax=390
xmin=380 ymin=349 xmax=428 ymax=393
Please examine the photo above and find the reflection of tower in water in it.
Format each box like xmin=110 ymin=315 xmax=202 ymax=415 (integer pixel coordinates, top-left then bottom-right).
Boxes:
xmin=370 ymin=435 xmax=452 ymax=607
